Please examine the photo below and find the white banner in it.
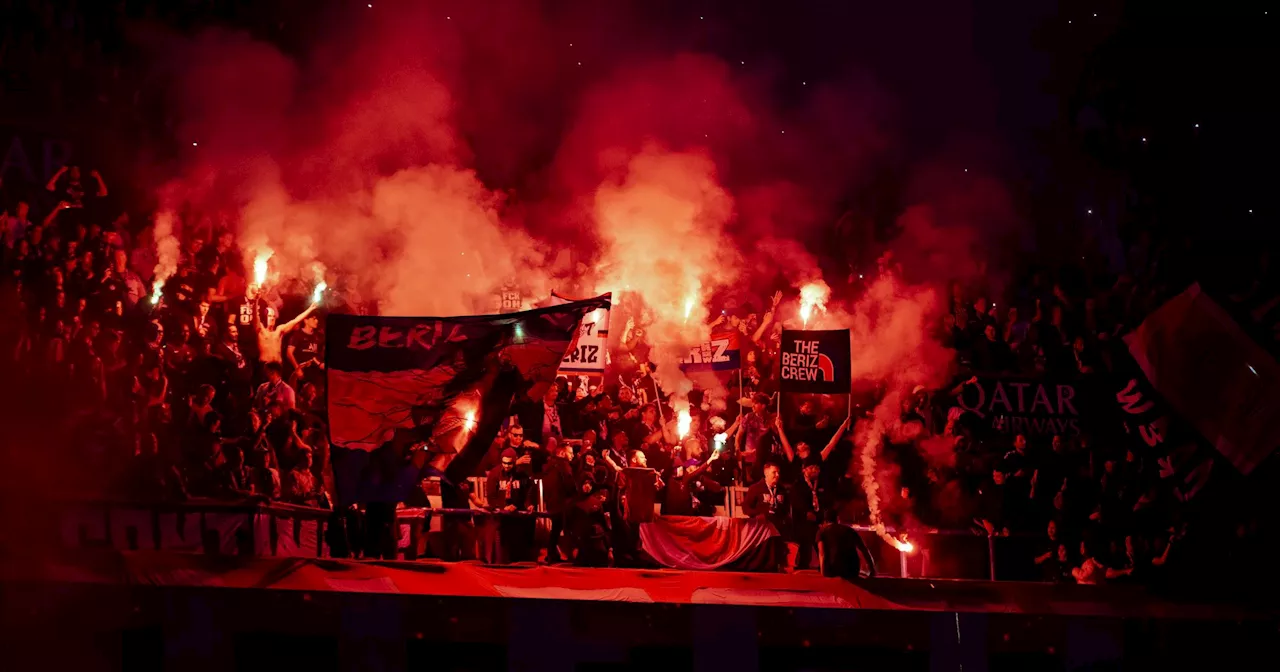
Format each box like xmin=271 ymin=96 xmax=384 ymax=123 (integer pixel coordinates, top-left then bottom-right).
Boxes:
xmin=550 ymin=291 xmax=610 ymax=373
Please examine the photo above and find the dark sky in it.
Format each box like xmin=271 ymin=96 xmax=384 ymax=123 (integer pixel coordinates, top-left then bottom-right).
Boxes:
xmin=658 ymin=0 xmax=1277 ymax=238
xmin=5 ymin=0 xmax=1275 ymax=242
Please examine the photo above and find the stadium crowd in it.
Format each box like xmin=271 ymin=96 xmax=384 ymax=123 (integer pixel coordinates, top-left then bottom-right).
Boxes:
xmin=3 ymin=162 xmax=1269 ymax=588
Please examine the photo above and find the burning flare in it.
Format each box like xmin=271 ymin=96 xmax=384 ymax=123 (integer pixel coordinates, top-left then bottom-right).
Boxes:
xmin=251 ymin=249 xmax=273 ymax=288
xmin=463 ymin=409 xmax=477 ymax=431
xmin=150 ymin=210 xmax=179 ymax=307
xmin=677 ymin=408 xmax=692 ymax=440
xmin=859 ymin=418 xmax=914 ymax=553
xmin=683 ymin=283 xmax=700 ymax=323
xmin=798 ymin=280 xmax=830 ymax=328
xmin=311 ymin=281 xmax=327 ymax=305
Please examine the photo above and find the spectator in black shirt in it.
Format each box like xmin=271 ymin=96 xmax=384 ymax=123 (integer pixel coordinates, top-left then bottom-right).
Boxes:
xmin=541 ymin=438 xmax=577 ymax=563
xmin=776 ymin=414 xmax=850 ymax=485
xmin=215 ymin=323 xmax=253 ymax=398
xmin=47 ymin=165 xmax=105 ymax=206
xmin=975 ymin=468 xmax=1010 ymax=537
xmin=1033 ymin=519 xmax=1063 ymax=580
xmin=974 ymin=324 xmax=1014 ymax=372
xmin=792 ymin=459 xmax=832 ymax=570
xmin=484 ymin=448 xmax=535 ymax=563
xmin=286 ymin=313 xmax=323 ymax=387
xmin=817 ymin=510 xmax=875 ymax=580
xmin=569 ymin=485 xmax=612 ymax=567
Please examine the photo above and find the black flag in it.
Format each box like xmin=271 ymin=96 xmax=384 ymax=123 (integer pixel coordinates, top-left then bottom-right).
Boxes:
xmin=325 ymin=295 xmax=610 ymax=505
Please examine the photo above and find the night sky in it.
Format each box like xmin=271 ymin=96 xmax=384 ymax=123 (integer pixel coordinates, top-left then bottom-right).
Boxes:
xmin=4 ymin=1 xmax=1277 ymax=245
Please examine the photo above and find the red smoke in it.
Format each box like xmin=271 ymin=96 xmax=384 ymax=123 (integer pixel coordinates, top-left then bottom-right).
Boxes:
xmin=125 ymin=0 xmax=1022 ymax=522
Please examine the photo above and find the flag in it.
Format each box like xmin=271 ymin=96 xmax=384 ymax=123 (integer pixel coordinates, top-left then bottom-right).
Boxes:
xmin=1125 ymin=283 xmax=1280 ymax=474
xmin=550 ymin=291 xmax=610 ymax=373
xmin=678 ymin=331 xmax=742 ymax=372
xmin=779 ymin=329 xmax=851 ymax=394
xmin=325 ymin=295 xmax=610 ymax=504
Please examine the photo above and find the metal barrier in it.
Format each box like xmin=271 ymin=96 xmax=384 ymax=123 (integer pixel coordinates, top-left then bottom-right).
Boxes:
xmin=51 ymin=494 xmax=1046 ymax=580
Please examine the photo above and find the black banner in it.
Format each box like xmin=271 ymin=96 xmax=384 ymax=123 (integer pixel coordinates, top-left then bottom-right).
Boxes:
xmin=325 ymin=295 xmax=609 ymax=504
xmin=1107 ymin=343 xmax=1219 ymax=503
xmin=779 ymin=329 xmax=851 ymax=394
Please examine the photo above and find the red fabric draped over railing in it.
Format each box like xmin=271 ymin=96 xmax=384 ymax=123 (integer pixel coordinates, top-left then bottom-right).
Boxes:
xmin=639 ymin=515 xmax=778 ymax=571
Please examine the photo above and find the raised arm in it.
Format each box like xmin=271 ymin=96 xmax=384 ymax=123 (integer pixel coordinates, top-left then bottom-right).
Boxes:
xmin=751 ymin=291 xmax=783 ymax=342
xmin=602 ymin=451 xmax=624 ymax=473
xmin=90 ymin=170 xmax=108 ymax=197
xmin=276 ymin=303 xmax=318 ymax=335
xmin=43 ymin=201 xmax=70 ymax=227
xmin=723 ymin=414 xmax=742 ymax=439
xmin=774 ymin=415 xmax=794 ymax=461
xmin=1151 ymin=538 xmax=1175 ymax=567
xmin=948 ymin=376 xmax=979 ymax=398
xmin=820 ymin=416 xmax=852 ymax=461
xmin=46 ymin=166 xmax=67 ymax=192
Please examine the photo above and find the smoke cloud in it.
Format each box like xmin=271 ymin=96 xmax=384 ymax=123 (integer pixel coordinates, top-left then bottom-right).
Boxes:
xmin=123 ymin=0 xmax=1023 ymax=520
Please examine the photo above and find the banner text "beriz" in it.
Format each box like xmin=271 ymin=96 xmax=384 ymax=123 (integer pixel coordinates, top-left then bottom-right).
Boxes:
xmin=346 ymin=324 xmax=467 ymax=350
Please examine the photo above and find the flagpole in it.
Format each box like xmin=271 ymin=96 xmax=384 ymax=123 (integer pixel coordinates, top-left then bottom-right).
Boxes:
xmin=738 ymin=368 xmax=744 ymax=420
xmin=652 ymin=375 xmax=664 ymax=424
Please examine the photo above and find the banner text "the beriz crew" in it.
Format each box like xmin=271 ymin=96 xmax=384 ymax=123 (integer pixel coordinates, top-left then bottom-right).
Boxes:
xmin=780 ymin=339 xmax=832 ymax=382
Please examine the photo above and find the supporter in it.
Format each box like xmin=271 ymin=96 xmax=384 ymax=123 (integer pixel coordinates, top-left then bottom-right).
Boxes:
xmin=1072 ymin=541 xmax=1108 ymax=585
xmin=210 ymin=442 xmax=253 ymax=497
xmin=46 ymin=165 xmax=108 ymax=209
xmin=247 ymin=444 xmax=282 ymax=500
xmin=975 ymin=468 xmax=1011 ymax=537
xmin=256 ymin=301 xmax=318 ymax=366
xmin=743 ymin=463 xmax=789 ymax=533
xmin=282 ymin=449 xmax=320 ymax=505
xmin=661 ymin=438 xmax=724 ymax=516
xmin=481 ymin=424 xmax=529 ymax=473
xmin=540 ymin=437 xmax=577 ymax=563
xmin=791 ymin=459 xmax=832 ymax=570
xmin=285 ymin=313 xmax=323 ymax=387
xmin=816 ymin=510 xmax=875 ymax=580
xmin=1 ymin=201 xmax=33 ymax=249
xmin=1033 ymin=519 xmax=1064 ymax=581
xmin=737 ymin=392 xmax=774 ymax=482
xmin=253 ymin=361 xmax=295 ymax=412
xmin=484 ymin=448 xmax=535 ymax=563
xmin=776 ymin=414 xmax=849 ymax=485
xmin=603 ymin=431 xmax=630 ymax=472
xmin=626 ymin=403 xmax=663 ymax=456
xmin=517 ymin=382 xmax=561 ymax=445
xmin=215 ymin=323 xmax=253 ymax=399
xmin=569 ymin=484 xmax=612 ymax=567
